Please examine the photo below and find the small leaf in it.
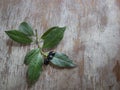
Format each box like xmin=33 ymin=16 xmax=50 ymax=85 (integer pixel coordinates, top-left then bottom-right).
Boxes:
xmin=5 ymin=30 xmax=32 ymax=44
xmin=41 ymin=26 xmax=66 ymax=49
xmin=50 ymin=52 xmax=76 ymax=68
xmin=24 ymin=48 xmax=40 ymax=65
xmin=19 ymin=22 xmax=34 ymax=36
xmin=27 ymin=51 xmax=43 ymax=85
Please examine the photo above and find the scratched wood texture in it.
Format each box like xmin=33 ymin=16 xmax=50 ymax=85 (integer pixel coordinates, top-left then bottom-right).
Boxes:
xmin=0 ymin=0 xmax=120 ymax=90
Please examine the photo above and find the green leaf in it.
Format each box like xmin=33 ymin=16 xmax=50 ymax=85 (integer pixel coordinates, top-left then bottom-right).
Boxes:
xmin=19 ymin=22 xmax=34 ymax=36
xmin=50 ymin=52 xmax=76 ymax=68
xmin=5 ymin=30 xmax=32 ymax=44
xmin=41 ymin=26 xmax=66 ymax=49
xmin=24 ymin=48 xmax=40 ymax=65
xmin=27 ymin=51 xmax=43 ymax=85
xmin=41 ymin=26 xmax=58 ymax=38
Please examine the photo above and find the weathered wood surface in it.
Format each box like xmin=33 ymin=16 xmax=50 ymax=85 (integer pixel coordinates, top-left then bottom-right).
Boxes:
xmin=0 ymin=0 xmax=120 ymax=90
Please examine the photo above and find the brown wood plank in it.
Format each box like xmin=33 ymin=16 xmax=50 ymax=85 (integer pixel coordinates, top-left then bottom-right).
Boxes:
xmin=0 ymin=0 xmax=120 ymax=90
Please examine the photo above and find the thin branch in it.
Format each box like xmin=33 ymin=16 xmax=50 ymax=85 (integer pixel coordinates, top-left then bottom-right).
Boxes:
xmin=35 ymin=29 xmax=47 ymax=57
xmin=35 ymin=29 xmax=40 ymax=48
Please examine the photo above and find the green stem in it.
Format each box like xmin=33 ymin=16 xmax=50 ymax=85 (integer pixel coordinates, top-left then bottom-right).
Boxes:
xmin=35 ymin=29 xmax=40 ymax=48
xmin=35 ymin=29 xmax=47 ymax=57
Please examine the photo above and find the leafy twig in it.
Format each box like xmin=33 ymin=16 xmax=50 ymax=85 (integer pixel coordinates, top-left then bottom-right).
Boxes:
xmin=5 ymin=22 xmax=76 ymax=87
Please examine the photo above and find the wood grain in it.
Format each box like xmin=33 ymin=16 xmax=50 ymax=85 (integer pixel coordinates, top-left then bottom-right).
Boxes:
xmin=0 ymin=0 xmax=120 ymax=90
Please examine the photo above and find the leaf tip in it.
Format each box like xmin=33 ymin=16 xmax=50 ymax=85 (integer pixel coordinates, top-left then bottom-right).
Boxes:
xmin=5 ymin=31 xmax=8 ymax=33
xmin=71 ymin=63 xmax=77 ymax=68
xmin=20 ymin=21 xmax=27 ymax=24
xmin=61 ymin=26 xmax=66 ymax=31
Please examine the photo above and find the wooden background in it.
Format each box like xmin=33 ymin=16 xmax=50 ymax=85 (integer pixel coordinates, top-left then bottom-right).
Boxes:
xmin=0 ymin=0 xmax=120 ymax=90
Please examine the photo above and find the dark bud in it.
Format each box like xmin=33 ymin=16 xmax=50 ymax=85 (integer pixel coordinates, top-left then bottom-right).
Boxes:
xmin=44 ymin=58 xmax=49 ymax=65
xmin=47 ymin=51 xmax=56 ymax=60
xmin=44 ymin=51 xmax=56 ymax=65
xmin=49 ymin=51 xmax=56 ymax=56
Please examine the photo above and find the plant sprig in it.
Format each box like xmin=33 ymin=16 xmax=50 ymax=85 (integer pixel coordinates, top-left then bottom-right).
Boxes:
xmin=5 ymin=22 xmax=77 ymax=87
